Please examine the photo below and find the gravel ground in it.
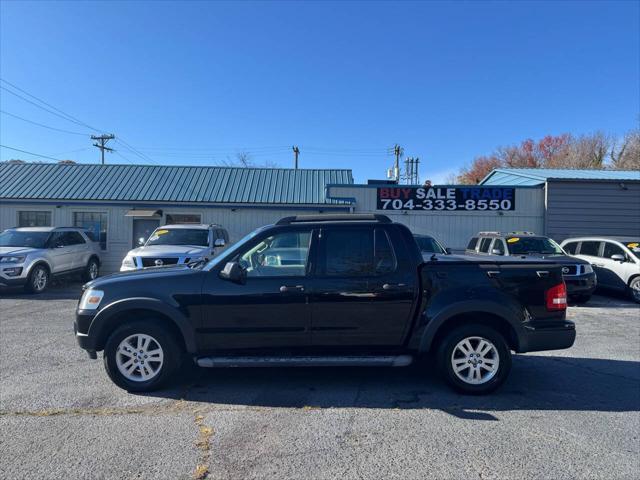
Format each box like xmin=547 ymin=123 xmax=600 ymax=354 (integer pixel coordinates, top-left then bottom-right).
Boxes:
xmin=1 ymin=282 xmax=639 ymax=480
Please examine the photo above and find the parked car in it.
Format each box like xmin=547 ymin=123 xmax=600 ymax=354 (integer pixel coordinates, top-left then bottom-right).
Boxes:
xmin=120 ymin=224 xmax=229 ymax=271
xmin=0 ymin=226 xmax=101 ymax=293
xmin=413 ymin=233 xmax=451 ymax=256
xmin=466 ymin=231 xmax=597 ymax=303
xmin=561 ymin=237 xmax=640 ymax=303
xmin=75 ymin=214 xmax=575 ymax=395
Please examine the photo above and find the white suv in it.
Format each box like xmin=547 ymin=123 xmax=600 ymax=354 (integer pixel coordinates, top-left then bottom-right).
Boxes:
xmin=0 ymin=227 xmax=101 ymax=293
xmin=561 ymin=237 xmax=640 ymax=303
xmin=121 ymin=224 xmax=229 ymax=271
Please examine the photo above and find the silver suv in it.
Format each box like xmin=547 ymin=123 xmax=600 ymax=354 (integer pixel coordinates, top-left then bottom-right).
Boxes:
xmin=0 ymin=227 xmax=101 ymax=293
xmin=120 ymin=224 xmax=229 ymax=271
xmin=561 ymin=237 xmax=640 ymax=303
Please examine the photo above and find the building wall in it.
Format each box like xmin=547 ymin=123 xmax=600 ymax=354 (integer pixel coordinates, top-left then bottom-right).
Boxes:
xmin=328 ymin=185 xmax=545 ymax=250
xmin=545 ymin=180 xmax=640 ymax=241
xmin=0 ymin=201 xmax=347 ymax=273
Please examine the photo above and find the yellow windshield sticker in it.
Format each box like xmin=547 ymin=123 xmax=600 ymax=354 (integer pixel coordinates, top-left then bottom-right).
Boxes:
xmin=627 ymin=242 xmax=639 ymax=248
xmin=507 ymin=237 xmax=520 ymax=243
xmin=155 ymin=229 xmax=169 ymax=235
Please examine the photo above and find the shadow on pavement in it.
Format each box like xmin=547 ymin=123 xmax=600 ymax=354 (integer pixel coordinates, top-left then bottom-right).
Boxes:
xmin=143 ymin=355 xmax=640 ymax=420
xmin=0 ymin=280 xmax=83 ymax=300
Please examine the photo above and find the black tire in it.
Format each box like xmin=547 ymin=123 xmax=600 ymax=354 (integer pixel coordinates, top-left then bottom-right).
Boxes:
xmin=628 ymin=277 xmax=640 ymax=304
xmin=24 ymin=264 xmax=49 ymax=294
xmin=82 ymin=257 xmax=100 ymax=282
xmin=103 ymin=319 xmax=182 ymax=392
xmin=436 ymin=324 xmax=512 ymax=395
xmin=572 ymin=294 xmax=591 ymax=304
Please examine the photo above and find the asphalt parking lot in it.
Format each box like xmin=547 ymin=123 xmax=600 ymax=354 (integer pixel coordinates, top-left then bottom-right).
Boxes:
xmin=1 ymin=283 xmax=639 ymax=480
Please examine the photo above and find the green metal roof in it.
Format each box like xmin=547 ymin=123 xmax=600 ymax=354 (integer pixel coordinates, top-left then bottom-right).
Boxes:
xmin=481 ymin=168 xmax=640 ymax=186
xmin=0 ymin=163 xmax=354 ymax=204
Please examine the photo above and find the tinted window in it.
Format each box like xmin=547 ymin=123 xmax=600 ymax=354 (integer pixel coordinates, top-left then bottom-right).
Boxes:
xmin=49 ymin=232 xmax=69 ymax=247
xmin=375 ymin=229 xmax=397 ymax=273
xmin=467 ymin=237 xmax=478 ymax=250
xmin=579 ymin=241 xmax=601 ymax=257
xmin=563 ymin=242 xmax=578 ymax=254
xmin=492 ymin=240 xmax=505 ymax=255
xmin=238 ymin=231 xmax=310 ymax=277
xmin=603 ymin=242 xmax=625 ymax=259
xmin=415 ymin=236 xmax=446 ymax=254
xmin=18 ymin=211 xmax=51 ymax=227
xmin=66 ymin=231 xmax=86 ymax=245
xmin=506 ymin=237 xmax=563 ymax=255
xmin=479 ymin=238 xmax=492 ymax=253
xmin=323 ymin=229 xmax=373 ymax=276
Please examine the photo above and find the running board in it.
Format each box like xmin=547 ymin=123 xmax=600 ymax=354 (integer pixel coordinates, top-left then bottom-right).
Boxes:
xmin=195 ymin=355 xmax=413 ymax=368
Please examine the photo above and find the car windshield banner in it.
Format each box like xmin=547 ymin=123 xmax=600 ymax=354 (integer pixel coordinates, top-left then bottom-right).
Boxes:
xmin=377 ymin=186 xmax=516 ymax=211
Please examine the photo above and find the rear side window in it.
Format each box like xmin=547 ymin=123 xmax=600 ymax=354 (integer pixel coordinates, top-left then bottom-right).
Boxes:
xmin=467 ymin=237 xmax=478 ymax=250
xmin=492 ymin=240 xmax=505 ymax=255
xmin=479 ymin=238 xmax=492 ymax=253
xmin=66 ymin=231 xmax=86 ymax=245
xmin=579 ymin=241 xmax=600 ymax=257
xmin=323 ymin=228 xmax=373 ymax=276
xmin=563 ymin=242 xmax=578 ymax=254
xmin=374 ymin=229 xmax=397 ymax=274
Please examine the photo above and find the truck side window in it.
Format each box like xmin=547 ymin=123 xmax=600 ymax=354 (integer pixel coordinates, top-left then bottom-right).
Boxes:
xmin=467 ymin=237 xmax=478 ymax=250
xmin=579 ymin=241 xmax=600 ymax=257
xmin=238 ymin=231 xmax=311 ymax=277
xmin=479 ymin=238 xmax=492 ymax=253
xmin=323 ymin=229 xmax=373 ymax=276
xmin=374 ymin=229 xmax=397 ymax=274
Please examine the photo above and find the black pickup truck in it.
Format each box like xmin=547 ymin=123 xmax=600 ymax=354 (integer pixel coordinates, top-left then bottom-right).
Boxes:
xmin=75 ymin=214 xmax=575 ymax=394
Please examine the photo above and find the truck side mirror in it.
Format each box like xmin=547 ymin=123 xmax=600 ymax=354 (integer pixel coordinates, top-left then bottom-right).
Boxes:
xmin=214 ymin=238 xmax=226 ymax=247
xmin=611 ymin=254 xmax=625 ymax=262
xmin=219 ymin=261 xmax=246 ymax=284
xmin=445 ymin=247 xmax=452 ymax=254
xmin=491 ymin=249 xmax=503 ymax=255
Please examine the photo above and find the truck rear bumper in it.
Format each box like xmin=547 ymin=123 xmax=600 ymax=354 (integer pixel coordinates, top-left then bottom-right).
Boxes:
xmin=517 ymin=320 xmax=576 ymax=353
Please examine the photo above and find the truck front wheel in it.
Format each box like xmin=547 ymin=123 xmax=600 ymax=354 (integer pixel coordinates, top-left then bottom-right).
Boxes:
xmin=103 ymin=320 xmax=181 ymax=392
xmin=437 ymin=324 xmax=512 ymax=395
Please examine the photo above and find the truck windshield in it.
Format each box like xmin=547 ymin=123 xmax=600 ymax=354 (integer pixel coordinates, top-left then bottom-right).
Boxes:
xmin=414 ymin=236 xmax=446 ymax=254
xmin=145 ymin=229 xmax=209 ymax=247
xmin=0 ymin=231 xmax=50 ymax=248
xmin=506 ymin=237 xmax=564 ymax=255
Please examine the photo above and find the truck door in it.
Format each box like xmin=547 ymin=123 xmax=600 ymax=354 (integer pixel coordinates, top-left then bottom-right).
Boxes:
xmin=308 ymin=226 xmax=415 ymax=347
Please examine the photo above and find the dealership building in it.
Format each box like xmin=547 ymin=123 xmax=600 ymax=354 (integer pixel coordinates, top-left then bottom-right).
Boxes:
xmin=1 ymin=162 xmax=638 ymax=272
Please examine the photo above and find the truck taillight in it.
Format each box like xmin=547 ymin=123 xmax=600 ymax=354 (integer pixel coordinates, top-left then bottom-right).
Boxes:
xmin=546 ymin=283 xmax=567 ymax=311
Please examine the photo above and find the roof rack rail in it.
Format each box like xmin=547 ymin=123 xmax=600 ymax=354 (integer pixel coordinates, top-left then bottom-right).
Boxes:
xmin=276 ymin=214 xmax=392 ymax=225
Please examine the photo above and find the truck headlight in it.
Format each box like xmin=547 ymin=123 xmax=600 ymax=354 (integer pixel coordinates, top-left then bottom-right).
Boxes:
xmin=0 ymin=255 xmax=25 ymax=263
xmin=79 ymin=289 xmax=104 ymax=310
xmin=122 ymin=256 xmax=135 ymax=268
xmin=583 ymin=264 xmax=593 ymax=274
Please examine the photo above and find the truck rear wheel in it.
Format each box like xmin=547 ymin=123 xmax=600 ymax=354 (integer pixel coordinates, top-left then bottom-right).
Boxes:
xmin=437 ymin=324 xmax=511 ymax=395
xmin=103 ymin=320 xmax=181 ymax=392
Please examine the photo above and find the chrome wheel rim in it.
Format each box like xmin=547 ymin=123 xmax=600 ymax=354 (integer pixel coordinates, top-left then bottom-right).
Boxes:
xmin=451 ymin=336 xmax=500 ymax=385
xmin=632 ymin=281 xmax=640 ymax=301
xmin=116 ymin=334 xmax=164 ymax=382
xmin=33 ymin=268 xmax=47 ymax=291
xmin=88 ymin=262 xmax=98 ymax=279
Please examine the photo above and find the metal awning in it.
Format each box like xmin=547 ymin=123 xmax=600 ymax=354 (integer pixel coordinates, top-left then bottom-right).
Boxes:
xmin=124 ymin=209 xmax=163 ymax=217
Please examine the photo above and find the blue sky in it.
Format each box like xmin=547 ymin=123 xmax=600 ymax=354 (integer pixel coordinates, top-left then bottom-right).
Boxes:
xmin=1 ymin=0 xmax=638 ymax=183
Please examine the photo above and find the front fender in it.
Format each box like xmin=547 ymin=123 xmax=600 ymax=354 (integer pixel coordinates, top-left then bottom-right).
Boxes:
xmin=416 ymin=295 xmax=526 ymax=353
xmin=88 ymin=297 xmax=197 ymax=353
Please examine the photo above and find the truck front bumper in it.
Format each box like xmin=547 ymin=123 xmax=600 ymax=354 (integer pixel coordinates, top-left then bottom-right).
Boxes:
xmin=517 ymin=320 xmax=576 ymax=353
xmin=74 ymin=311 xmax=98 ymax=358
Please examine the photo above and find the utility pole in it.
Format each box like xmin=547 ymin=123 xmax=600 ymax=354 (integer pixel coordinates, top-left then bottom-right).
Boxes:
xmin=292 ymin=146 xmax=300 ymax=169
xmin=393 ymin=144 xmax=403 ymax=182
xmin=91 ymin=134 xmax=115 ymax=165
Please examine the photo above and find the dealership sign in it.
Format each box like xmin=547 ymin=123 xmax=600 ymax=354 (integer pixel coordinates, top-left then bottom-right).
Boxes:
xmin=377 ymin=186 xmax=516 ymax=211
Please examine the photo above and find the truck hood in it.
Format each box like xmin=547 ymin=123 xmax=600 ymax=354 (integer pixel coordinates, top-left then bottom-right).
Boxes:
xmin=84 ymin=264 xmax=198 ymax=289
xmin=0 ymin=246 xmax=41 ymax=256
xmin=126 ymin=244 xmax=208 ymax=257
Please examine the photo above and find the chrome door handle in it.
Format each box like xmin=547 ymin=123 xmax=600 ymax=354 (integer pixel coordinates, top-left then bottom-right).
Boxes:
xmin=486 ymin=271 xmax=500 ymax=278
xmin=382 ymin=283 xmax=406 ymax=290
xmin=280 ymin=285 xmax=305 ymax=293
xmin=536 ymin=271 xmax=549 ymax=277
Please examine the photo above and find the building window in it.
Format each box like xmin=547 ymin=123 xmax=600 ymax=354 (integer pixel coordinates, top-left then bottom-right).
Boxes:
xmin=18 ymin=211 xmax=51 ymax=227
xmin=73 ymin=212 xmax=108 ymax=250
xmin=165 ymin=213 xmax=202 ymax=224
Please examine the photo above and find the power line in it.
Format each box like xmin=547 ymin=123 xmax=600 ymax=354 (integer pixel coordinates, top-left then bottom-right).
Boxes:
xmin=0 ymin=78 xmax=100 ymax=132
xmin=114 ymin=138 xmax=159 ymax=165
xmin=0 ymin=110 xmax=90 ymax=136
xmin=0 ymin=144 xmax=60 ymax=162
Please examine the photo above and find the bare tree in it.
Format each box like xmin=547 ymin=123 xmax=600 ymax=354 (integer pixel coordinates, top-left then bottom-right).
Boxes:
xmin=218 ymin=151 xmax=280 ymax=168
xmin=611 ymin=129 xmax=640 ymax=170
